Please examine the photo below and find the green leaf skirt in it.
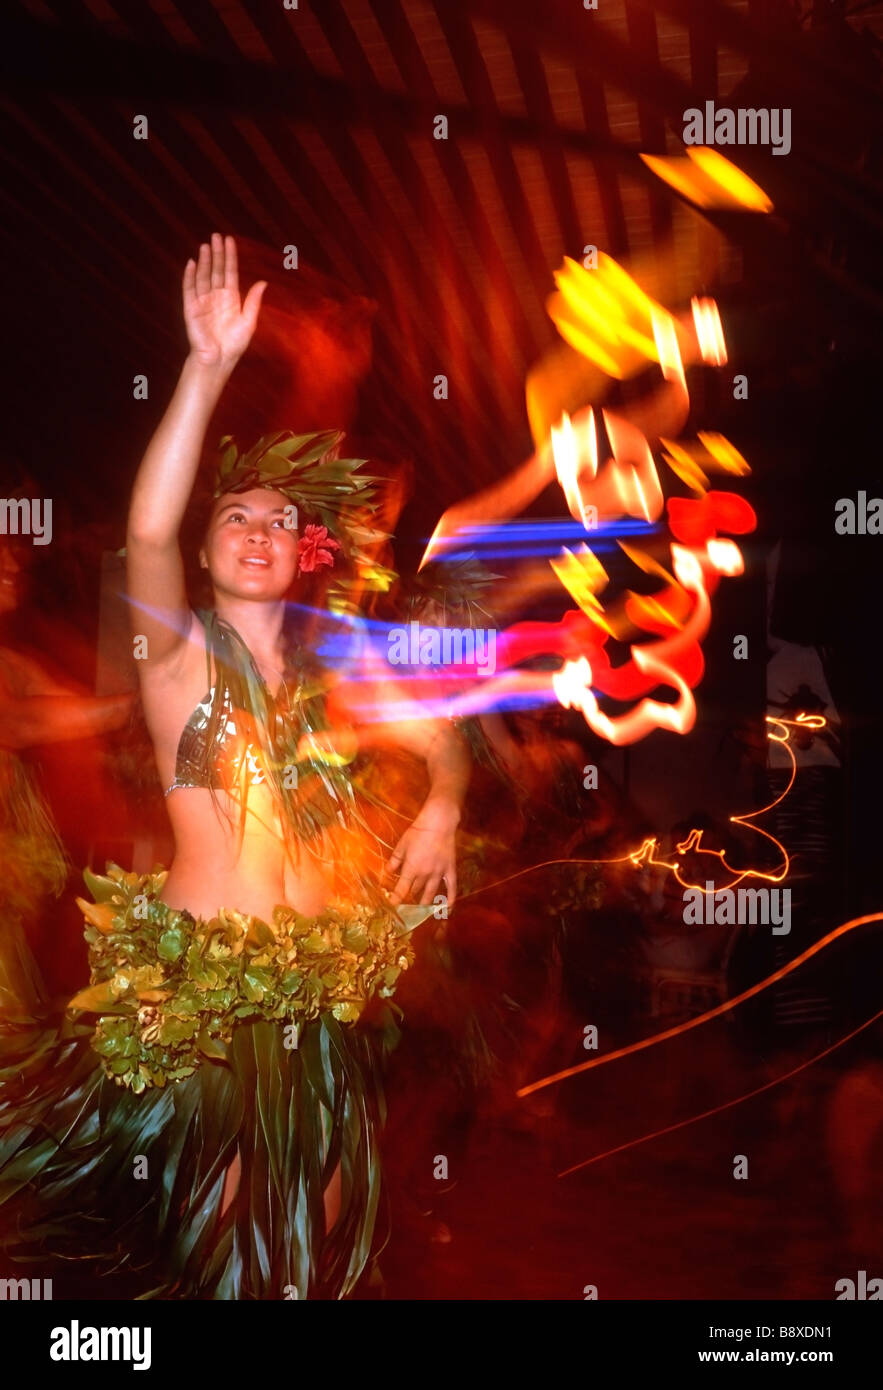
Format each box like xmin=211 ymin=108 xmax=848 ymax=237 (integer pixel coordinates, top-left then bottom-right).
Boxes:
xmin=0 ymin=865 xmax=432 ymax=1299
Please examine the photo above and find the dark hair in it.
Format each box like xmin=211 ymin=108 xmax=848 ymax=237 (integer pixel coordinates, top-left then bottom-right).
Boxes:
xmin=181 ymin=483 xmax=356 ymax=669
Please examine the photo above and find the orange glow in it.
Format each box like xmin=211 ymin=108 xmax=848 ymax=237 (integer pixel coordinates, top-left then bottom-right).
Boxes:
xmin=551 ymin=409 xmax=597 ymax=529
xmin=652 ymin=307 xmax=687 ymax=391
xmin=660 ymin=438 xmax=709 ymax=493
xmin=626 ymin=714 xmax=825 ymax=891
xmin=552 ymin=545 xmax=712 ymax=744
xmin=583 ymin=407 xmax=599 ymax=478
xmin=617 ymin=543 xmax=677 ymax=587
xmin=639 ymin=147 xmax=774 ymax=212
xmin=419 ymin=515 xmax=447 ymax=570
xmin=698 ymin=431 xmax=749 ymax=474
xmin=602 ymin=410 xmax=665 ymax=521
xmin=548 ymin=544 xmax=611 ymax=623
xmin=660 ymin=433 xmax=750 ymax=493
xmin=625 ymin=590 xmax=690 ymax=631
xmin=553 ymin=650 xmax=696 ymax=744
xmin=689 ymin=146 xmax=775 ymax=211
xmin=706 ymin=538 xmax=743 ymax=574
xmin=691 ymin=297 xmax=728 ymax=365
xmin=421 ymin=249 xmax=754 ymax=748
xmin=460 ymin=715 xmax=824 ymax=905
xmin=548 ymin=254 xmax=683 ymax=380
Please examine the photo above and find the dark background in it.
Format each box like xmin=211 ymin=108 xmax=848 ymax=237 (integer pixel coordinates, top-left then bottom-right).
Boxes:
xmin=1 ymin=0 xmax=882 ymax=1300
xmin=2 ymin=0 xmax=881 ymax=902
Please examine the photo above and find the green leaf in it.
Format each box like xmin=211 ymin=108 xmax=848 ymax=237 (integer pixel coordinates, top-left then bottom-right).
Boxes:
xmin=196 ymin=1029 xmax=229 ymax=1061
xmin=244 ymin=917 xmax=274 ymax=948
xmin=170 ymin=985 xmax=206 ymax=1015
xmin=331 ymin=1001 xmax=361 ymax=1023
xmin=243 ymin=966 xmax=273 ymax=1003
xmin=158 ymin=925 xmax=188 ymax=962
xmin=157 ymin=1016 xmax=199 ymax=1046
xmin=131 ymin=964 xmax=166 ymax=993
xmin=92 ymin=1025 xmax=139 ymax=1058
xmin=68 ymin=981 xmax=136 ymax=1014
xmin=260 ymin=450 xmax=299 ymax=477
xmin=341 ymin=925 xmax=369 ymax=953
xmin=82 ymin=866 xmax=121 ymax=903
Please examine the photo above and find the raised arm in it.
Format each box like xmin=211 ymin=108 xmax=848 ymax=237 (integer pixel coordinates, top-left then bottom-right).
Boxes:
xmin=126 ymin=234 xmax=266 ymax=667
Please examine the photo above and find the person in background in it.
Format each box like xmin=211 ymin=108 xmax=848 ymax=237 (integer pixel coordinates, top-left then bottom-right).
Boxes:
xmin=0 ymin=529 xmax=132 ymax=1015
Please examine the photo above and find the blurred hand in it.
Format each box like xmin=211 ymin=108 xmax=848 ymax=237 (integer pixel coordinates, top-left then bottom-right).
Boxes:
xmin=183 ymin=233 xmax=266 ymax=369
xmin=385 ymin=801 xmax=458 ymax=907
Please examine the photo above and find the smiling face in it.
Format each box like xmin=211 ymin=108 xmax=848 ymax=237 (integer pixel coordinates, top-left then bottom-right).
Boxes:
xmin=200 ymin=488 xmax=299 ymax=602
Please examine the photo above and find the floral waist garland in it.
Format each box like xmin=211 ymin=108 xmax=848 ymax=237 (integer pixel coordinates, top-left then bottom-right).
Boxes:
xmin=71 ymin=864 xmax=431 ymax=1093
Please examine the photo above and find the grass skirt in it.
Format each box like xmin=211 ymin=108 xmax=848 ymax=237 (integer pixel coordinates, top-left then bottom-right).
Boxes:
xmin=0 ymin=865 xmax=428 ymax=1299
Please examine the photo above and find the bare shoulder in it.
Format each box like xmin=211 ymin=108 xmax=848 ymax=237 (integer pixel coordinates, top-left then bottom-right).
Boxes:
xmin=138 ymin=611 xmax=211 ymax=720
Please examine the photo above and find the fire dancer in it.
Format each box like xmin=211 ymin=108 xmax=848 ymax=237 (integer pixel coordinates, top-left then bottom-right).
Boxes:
xmin=0 ymin=234 xmax=467 ymax=1299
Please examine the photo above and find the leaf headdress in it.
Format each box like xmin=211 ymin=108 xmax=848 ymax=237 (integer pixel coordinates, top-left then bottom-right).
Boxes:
xmin=213 ymin=429 xmax=396 ymax=611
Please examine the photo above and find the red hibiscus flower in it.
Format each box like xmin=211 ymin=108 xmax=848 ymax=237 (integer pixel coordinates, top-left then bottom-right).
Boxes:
xmin=298 ymin=523 xmax=341 ymax=573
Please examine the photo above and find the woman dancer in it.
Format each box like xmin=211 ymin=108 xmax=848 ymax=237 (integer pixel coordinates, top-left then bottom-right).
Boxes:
xmin=0 ymin=234 xmax=467 ymax=1299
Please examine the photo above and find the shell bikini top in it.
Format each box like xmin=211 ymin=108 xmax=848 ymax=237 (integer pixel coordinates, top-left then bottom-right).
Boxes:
xmin=161 ymin=615 xmax=366 ymax=860
xmin=163 ymin=688 xmax=241 ymax=798
xmin=161 ymin=623 xmax=394 ymax=908
xmin=165 ymin=612 xmax=370 ymax=801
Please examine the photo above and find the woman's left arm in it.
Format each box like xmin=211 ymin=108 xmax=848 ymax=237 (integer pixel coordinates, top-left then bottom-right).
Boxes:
xmin=383 ymin=719 xmax=469 ymax=907
xmin=325 ymin=660 xmax=469 ymax=906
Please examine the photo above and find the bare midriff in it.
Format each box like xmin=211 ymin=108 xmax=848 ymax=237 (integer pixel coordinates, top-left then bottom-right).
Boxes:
xmin=139 ymin=614 xmax=346 ymax=922
xmin=161 ymin=782 xmax=337 ymax=921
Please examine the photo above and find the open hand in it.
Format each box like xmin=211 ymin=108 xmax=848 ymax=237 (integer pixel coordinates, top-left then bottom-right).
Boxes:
xmin=183 ymin=233 xmax=266 ymax=369
xmin=385 ymin=803 xmax=458 ymax=908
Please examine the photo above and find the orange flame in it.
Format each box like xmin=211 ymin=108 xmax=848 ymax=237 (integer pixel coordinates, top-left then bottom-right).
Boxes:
xmin=548 ymin=545 xmax=610 ymax=624
xmin=602 ymin=410 xmax=665 ymax=522
xmin=548 ymin=254 xmax=689 ymax=380
xmin=652 ymin=307 xmax=687 ymax=391
xmin=639 ymin=147 xmax=774 ymax=213
xmin=553 ymin=649 xmax=697 ymax=745
xmin=458 ymin=715 xmax=833 ymax=913
xmin=421 ymin=250 xmax=751 ymax=749
xmin=551 ymin=544 xmax=712 ymax=744
xmin=706 ymin=538 xmax=743 ymax=575
xmin=551 ymin=409 xmax=597 ymax=529
xmin=698 ymin=432 xmax=749 ymax=474
xmin=691 ymin=297 xmax=728 ymax=365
